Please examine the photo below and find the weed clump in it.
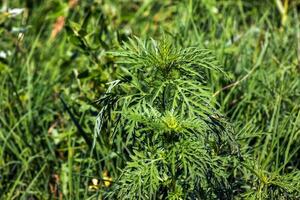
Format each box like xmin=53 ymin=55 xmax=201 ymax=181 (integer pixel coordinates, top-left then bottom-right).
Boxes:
xmin=96 ymin=37 xmax=240 ymax=199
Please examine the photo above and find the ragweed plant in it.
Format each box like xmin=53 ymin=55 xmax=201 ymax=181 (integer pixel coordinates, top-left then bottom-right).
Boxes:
xmin=96 ymin=37 xmax=239 ymax=199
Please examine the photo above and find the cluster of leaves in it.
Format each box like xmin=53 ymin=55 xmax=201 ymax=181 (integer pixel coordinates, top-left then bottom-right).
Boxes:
xmin=95 ymin=38 xmax=241 ymax=199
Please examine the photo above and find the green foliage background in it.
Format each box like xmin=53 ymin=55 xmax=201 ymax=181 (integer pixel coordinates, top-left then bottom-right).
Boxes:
xmin=0 ymin=0 xmax=300 ymax=199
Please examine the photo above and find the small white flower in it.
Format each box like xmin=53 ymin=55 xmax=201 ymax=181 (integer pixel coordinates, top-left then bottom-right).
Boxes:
xmin=0 ymin=51 xmax=7 ymax=59
xmin=92 ymin=178 xmax=99 ymax=186
xmin=0 ymin=51 xmax=11 ymax=59
xmin=8 ymin=8 xmax=24 ymax=17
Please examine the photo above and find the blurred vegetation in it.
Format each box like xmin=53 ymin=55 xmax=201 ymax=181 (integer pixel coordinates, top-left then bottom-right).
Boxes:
xmin=0 ymin=0 xmax=300 ymax=199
